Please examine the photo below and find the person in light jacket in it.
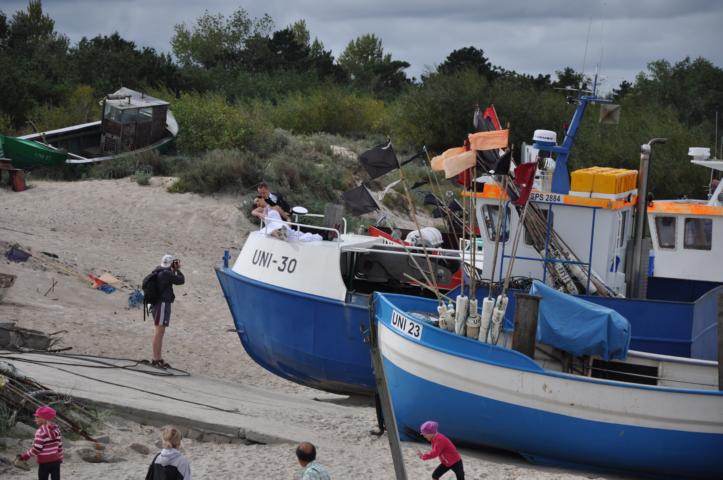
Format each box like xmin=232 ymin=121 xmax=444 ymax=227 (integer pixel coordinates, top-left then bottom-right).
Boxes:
xmin=146 ymin=425 xmax=191 ymax=480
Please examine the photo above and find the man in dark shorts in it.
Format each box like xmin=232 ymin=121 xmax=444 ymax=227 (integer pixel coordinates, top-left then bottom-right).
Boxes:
xmin=151 ymin=254 xmax=185 ymax=369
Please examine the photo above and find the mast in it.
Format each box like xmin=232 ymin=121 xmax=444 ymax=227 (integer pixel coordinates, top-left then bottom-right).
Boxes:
xmin=629 ymin=138 xmax=667 ymax=299
xmin=543 ymin=73 xmax=611 ymax=194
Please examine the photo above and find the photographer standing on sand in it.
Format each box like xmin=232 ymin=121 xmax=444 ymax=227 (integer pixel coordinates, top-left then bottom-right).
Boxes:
xmin=145 ymin=254 xmax=185 ymax=369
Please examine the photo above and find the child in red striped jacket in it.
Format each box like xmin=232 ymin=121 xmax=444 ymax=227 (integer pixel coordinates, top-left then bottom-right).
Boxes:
xmin=16 ymin=406 xmax=64 ymax=480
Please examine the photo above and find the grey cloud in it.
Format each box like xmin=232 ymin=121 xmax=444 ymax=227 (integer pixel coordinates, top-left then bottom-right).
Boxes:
xmin=1 ymin=0 xmax=722 ymax=87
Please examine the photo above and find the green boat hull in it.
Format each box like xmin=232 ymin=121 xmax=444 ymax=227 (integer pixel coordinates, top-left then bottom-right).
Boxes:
xmin=0 ymin=135 xmax=67 ymax=169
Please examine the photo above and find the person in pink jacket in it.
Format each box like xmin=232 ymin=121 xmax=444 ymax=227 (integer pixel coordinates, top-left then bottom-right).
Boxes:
xmin=17 ymin=406 xmax=64 ymax=480
xmin=416 ymin=420 xmax=464 ymax=479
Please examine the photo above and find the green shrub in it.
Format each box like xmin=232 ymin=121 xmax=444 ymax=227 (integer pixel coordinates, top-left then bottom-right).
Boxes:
xmin=171 ymin=92 xmax=275 ymax=153
xmin=269 ymin=87 xmax=386 ymax=135
xmin=170 ymin=149 xmax=264 ymax=194
xmin=132 ymin=169 xmax=152 ymax=185
xmin=83 ymin=150 xmax=173 ymax=179
xmin=25 ymin=85 xmax=99 ymax=133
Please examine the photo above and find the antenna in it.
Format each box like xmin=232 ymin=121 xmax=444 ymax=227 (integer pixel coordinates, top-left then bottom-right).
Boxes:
xmin=597 ymin=9 xmax=605 ymax=79
xmin=580 ymin=16 xmax=594 ymax=91
xmin=715 ymin=110 xmax=719 ymax=159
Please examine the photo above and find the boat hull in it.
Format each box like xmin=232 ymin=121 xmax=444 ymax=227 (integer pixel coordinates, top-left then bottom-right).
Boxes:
xmin=374 ymin=293 xmax=723 ymax=479
xmin=18 ymin=121 xmax=176 ymax=165
xmin=216 ymin=266 xmax=375 ymax=395
xmin=1 ymin=135 xmax=67 ymax=169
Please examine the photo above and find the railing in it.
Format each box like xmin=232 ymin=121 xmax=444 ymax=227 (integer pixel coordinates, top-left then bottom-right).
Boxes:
xmin=260 ymin=212 xmax=472 ymax=263
xmin=343 ymin=243 xmax=465 ymax=262
xmin=498 ymin=199 xmax=598 ymax=293
xmin=259 ymin=215 xmax=343 ymax=239
xmin=292 ymin=212 xmax=348 ymax=235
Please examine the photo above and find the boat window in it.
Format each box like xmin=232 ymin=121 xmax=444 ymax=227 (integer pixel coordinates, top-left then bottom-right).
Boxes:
xmin=683 ymin=218 xmax=712 ymax=250
xmin=104 ymin=105 xmax=123 ymax=122
xmin=525 ymin=208 xmax=553 ymax=246
xmin=121 ymin=108 xmax=139 ymax=123
xmin=482 ymin=205 xmax=509 ymax=242
xmin=618 ymin=211 xmax=628 ymax=248
xmin=654 ymin=216 xmax=676 ymax=249
xmin=139 ymin=107 xmax=153 ymax=121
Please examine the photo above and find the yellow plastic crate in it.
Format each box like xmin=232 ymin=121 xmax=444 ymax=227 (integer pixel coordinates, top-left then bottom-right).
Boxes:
xmin=591 ymin=168 xmax=619 ymax=194
xmin=570 ymin=167 xmax=595 ymax=192
xmin=571 ymin=167 xmax=638 ymax=195
xmin=591 ymin=168 xmax=638 ymax=194
xmin=571 ymin=167 xmax=610 ymax=192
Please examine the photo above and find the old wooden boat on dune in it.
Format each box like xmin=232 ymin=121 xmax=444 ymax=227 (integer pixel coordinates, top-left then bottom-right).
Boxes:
xmin=2 ymin=88 xmax=177 ymax=169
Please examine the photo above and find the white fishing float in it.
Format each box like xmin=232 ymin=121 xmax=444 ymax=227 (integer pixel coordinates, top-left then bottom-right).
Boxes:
xmin=478 ymin=296 xmax=495 ymax=342
xmin=455 ymin=294 xmax=469 ymax=335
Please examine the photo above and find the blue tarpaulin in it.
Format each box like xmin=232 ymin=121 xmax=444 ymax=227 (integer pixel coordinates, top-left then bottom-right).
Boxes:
xmin=530 ymin=280 xmax=631 ymax=361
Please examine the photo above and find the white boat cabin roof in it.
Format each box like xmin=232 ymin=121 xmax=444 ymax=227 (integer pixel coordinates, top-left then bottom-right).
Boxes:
xmin=106 ymin=87 xmax=169 ymax=110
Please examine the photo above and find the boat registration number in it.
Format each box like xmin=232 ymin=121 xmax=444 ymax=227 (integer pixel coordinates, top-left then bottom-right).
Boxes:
xmin=528 ymin=192 xmax=563 ymax=204
xmin=251 ymin=249 xmax=298 ymax=274
xmin=391 ymin=311 xmax=423 ymax=340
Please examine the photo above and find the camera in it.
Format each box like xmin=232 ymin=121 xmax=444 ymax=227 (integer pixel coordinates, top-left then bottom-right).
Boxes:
xmin=171 ymin=259 xmax=180 ymax=269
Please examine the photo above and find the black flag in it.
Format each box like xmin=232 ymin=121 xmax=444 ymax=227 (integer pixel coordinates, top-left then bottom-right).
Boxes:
xmin=476 ymin=149 xmax=511 ymax=175
xmin=359 ymin=142 xmax=399 ymax=179
xmin=342 ymin=184 xmax=379 ymax=215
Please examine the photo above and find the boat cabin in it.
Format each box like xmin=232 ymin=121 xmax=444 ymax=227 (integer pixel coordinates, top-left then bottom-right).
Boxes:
xmin=100 ymin=87 xmax=169 ymax=155
xmin=646 ymin=149 xmax=723 ymax=284
xmin=473 ymin=182 xmax=635 ymax=296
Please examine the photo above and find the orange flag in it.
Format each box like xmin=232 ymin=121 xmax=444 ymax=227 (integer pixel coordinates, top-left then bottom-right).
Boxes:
xmin=443 ymin=150 xmax=476 ymax=178
xmin=430 ymin=146 xmax=465 ymax=171
xmin=468 ymin=129 xmax=509 ymax=151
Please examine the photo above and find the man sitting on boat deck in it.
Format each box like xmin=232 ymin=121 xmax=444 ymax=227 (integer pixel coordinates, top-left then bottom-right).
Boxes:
xmin=252 ymin=196 xmax=322 ymax=242
xmin=257 ymin=182 xmax=291 ymax=220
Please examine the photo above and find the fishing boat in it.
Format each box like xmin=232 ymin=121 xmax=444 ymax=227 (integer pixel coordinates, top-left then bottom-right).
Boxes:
xmin=216 ymin=86 xmax=722 ymax=395
xmin=216 ymin=220 xmax=468 ymax=395
xmin=371 ymin=286 xmax=723 ymax=478
xmin=2 ymin=88 xmax=178 ymax=169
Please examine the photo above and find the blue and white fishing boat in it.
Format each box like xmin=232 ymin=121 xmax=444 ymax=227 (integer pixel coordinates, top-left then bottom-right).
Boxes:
xmin=216 ymin=89 xmax=723 ymax=395
xmin=372 ymin=287 xmax=723 ymax=478
xmin=215 ymin=221 xmax=465 ymax=394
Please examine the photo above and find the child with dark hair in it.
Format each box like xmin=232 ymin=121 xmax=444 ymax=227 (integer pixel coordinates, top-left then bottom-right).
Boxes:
xmin=416 ymin=420 xmax=464 ymax=479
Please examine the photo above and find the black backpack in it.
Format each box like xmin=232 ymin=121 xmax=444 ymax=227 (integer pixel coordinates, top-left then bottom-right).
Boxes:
xmin=145 ymin=453 xmax=184 ymax=480
xmin=142 ymin=269 xmax=162 ymax=311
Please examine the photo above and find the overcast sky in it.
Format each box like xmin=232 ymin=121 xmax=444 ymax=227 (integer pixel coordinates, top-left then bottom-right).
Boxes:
xmin=3 ymin=0 xmax=723 ymax=90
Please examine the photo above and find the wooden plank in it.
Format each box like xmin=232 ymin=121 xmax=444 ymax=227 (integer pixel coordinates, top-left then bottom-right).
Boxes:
xmin=718 ymin=292 xmax=722 ymax=391
xmin=368 ymin=295 xmax=408 ymax=480
xmin=511 ymin=293 xmax=541 ymax=358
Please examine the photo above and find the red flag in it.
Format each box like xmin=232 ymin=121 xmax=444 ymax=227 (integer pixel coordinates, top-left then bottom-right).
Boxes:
xmin=513 ymin=162 xmax=538 ymax=206
xmin=483 ymin=105 xmax=501 ymax=130
xmin=456 ymin=138 xmax=473 ymax=186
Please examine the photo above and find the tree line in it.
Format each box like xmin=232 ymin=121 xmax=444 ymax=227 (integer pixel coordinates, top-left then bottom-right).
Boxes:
xmin=1 ymin=1 xmax=722 ymax=199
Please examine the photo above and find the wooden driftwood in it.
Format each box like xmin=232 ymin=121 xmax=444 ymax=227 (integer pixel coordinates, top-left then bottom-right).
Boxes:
xmin=0 ymin=362 xmax=100 ymax=443
xmin=0 ymin=273 xmax=16 ymax=303
xmin=0 ymin=323 xmax=57 ymax=351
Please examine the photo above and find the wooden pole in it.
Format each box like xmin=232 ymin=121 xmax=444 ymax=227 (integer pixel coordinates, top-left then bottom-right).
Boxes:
xmin=368 ymin=296 xmax=408 ymax=480
xmin=511 ymin=293 xmax=541 ymax=358
xmin=718 ymin=292 xmax=722 ymax=391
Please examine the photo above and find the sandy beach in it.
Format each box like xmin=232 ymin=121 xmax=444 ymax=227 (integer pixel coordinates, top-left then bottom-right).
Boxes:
xmin=0 ymin=178 xmax=626 ymax=479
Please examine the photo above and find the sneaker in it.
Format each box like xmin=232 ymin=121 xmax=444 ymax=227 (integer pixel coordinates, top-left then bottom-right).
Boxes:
xmin=151 ymin=359 xmax=171 ymax=369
